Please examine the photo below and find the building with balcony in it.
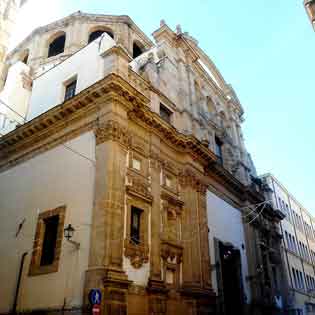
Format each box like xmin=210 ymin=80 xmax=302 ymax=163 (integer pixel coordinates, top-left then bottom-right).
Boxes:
xmin=0 ymin=11 xmax=284 ymax=315
xmin=263 ymin=174 xmax=315 ymax=315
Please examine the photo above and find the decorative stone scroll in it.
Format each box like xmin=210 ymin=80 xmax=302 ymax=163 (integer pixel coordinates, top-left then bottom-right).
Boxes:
xmin=124 ymin=239 xmax=149 ymax=269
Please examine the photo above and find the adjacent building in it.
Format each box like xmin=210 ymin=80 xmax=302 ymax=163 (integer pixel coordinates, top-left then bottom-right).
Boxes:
xmin=304 ymin=0 xmax=315 ymax=30
xmin=263 ymin=174 xmax=315 ymax=315
xmin=0 ymin=11 xmax=284 ymax=315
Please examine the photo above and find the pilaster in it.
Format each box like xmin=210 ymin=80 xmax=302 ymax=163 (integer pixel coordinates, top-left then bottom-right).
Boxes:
xmin=84 ymin=118 xmax=132 ymax=312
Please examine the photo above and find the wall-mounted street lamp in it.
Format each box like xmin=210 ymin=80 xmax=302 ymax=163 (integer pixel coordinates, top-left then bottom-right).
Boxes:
xmin=64 ymin=224 xmax=80 ymax=249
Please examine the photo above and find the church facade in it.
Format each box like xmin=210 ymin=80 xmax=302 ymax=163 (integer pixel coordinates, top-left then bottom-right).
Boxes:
xmin=0 ymin=12 xmax=285 ymax=315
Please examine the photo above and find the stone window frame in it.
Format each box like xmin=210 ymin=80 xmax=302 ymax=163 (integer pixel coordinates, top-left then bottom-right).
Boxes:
xmin=125 ymin=197 xmax=149 ymax=247
xmin=29 ymin=206 xmax=66 ymax=276
xmin=161 ymin=241 xmax=183 ymax=289
xmin=124 ymin=196 xmax=149 ymax=268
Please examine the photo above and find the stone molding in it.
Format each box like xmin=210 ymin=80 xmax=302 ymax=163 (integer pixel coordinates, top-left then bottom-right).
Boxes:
xmin=0 ymin=72 xmax=265 ymax=208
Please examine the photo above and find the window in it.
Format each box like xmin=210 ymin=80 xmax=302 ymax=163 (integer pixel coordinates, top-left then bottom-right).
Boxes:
xmin=88 ymin=30 xmax=114 ymax=43
xmin=132 ymin=158 xmax=141 ymax=171
xmin=215 ymin=136 xmax=223 ymax=164
xmin=21 ymin=50 xmax=29 ymax=64
xmin=40 ymin=215 xmax=59 ymax=266
xmin=292 ymin=268 xmax=297 ymax=288
xmin=130 ymin=206 xmax=142 ymax=244
xmin=29 ymin=206 xmax=65 ymax=276
xmin=159 ymin=103 xmax=172 ymax=124
xmin=165 ymin=176 xmax=172 ymax=188
xmin=166 ymin=267 xmax=175 ymax=285
xmin=48 ymin=34 xmax=66 ymax=58
xmin=64 ymin=79 xmax=77 ymax=101
xmin=272 ymin=266 xmax=278 ymax=290
xmin=133 ymin=42 xmax=144 ymax=59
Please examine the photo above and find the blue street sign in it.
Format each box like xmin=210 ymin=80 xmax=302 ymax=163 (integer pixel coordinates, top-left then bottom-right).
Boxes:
xmin=89 ymin=289 xmax=102 ymax=305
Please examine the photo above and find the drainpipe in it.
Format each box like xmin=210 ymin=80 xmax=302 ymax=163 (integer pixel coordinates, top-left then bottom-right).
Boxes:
xmin=12 ymin=252 xmax=27 ymax=315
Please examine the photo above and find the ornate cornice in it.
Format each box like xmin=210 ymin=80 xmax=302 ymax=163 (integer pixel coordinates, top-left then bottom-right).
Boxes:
xmin=128 ymin=105 xmax=218 ymax=168
xmin=0 ymin=73 xmax=148 ymax=171
xmin=0 ymin=71 xmax=262 ymax=213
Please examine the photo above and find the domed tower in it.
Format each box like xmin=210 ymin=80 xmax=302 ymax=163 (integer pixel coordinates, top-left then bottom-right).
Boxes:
xmin=0 ymin=0 xmax=28 ymax=89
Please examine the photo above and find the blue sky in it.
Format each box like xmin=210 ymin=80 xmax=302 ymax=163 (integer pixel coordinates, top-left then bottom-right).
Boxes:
xmin=14 ymin=0 xmax=315 ymax=212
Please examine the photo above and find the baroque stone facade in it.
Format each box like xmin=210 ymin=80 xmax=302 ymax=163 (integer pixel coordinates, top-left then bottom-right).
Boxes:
xmin=0 ymin=11 xmax=285 ymax=315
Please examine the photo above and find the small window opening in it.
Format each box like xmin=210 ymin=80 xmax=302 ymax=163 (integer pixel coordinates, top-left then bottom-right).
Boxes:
xmin=48 ymin=34 xmax=66 ymax=58
xmin=166 ymin=268 xmax=175 ymax=284
xmin=215 ymin=136 xmax=223 ymax=164
xmin=159 ymin=103 xmax=172 ymax=124
xmin=40 ymin=215 xmax=59 ymax=266
xmin=88 ymin=30 xmax=114 ymax=43
xmin=130 ymin=206 xmax=142 ymax=244
xmin=165 ymin=175 xmax=172 ymax=188
xmin=22 ymin=53 xmax=29 ymax=64
xmin=64 ymin=79 xmax=77 ymax=101
xmin=133 ymin=42 xmax=143 ymax=59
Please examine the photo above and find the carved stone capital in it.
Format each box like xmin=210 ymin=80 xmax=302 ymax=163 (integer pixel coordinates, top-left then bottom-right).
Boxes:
xmin=95 ymin=120 xmax=132 ymax=147
xmin=178 ymin=169 xmax=207 ymax=194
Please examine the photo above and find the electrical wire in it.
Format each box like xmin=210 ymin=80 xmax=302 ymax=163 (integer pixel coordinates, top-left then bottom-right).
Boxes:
xmin=246 ymin=203 xmax=267 ymax=225
xmin=241 ymin=200 xmax=271 ymax=218
xmin=0 ymin=100 xmax=96 ymax=166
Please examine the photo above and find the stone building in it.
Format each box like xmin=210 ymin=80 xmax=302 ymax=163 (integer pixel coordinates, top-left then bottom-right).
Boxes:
xmin=0 ymin=0 xmax=28 ymax=89
xmin=263 ymin=174 xmax=315 ymax=315
xmin=304 ymin=0 xmax=315 ymax=30
xmin=0 ymin=11 xmax=284 ymax=315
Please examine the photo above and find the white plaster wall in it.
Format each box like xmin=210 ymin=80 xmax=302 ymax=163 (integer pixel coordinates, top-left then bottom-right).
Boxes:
xmin=0 ymin=131 xmax=96 ymax=313
xmin=123 ymin=258 xmax=150 ymax=286
xmin=206 ymin=190 xmax=250 ymax=301
xmin=27 ymin=34 xmax=115 ymax=120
